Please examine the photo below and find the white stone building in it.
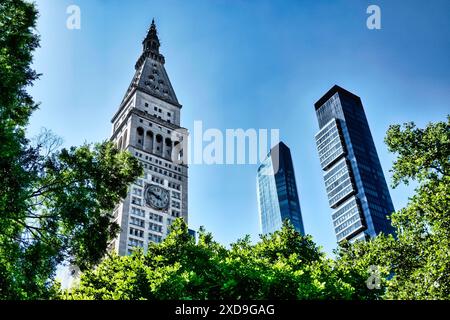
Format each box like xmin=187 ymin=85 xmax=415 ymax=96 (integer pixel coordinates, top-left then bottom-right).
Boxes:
xmin=108 ymin=20 xmax=188 ymax=255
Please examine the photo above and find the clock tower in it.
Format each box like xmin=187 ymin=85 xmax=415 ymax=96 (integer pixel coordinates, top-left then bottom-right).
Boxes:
xmin=109 ymin=20 xmax=188 ymax=255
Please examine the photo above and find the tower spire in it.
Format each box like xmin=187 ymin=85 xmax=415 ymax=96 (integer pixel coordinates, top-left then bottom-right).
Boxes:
xmin=136 ymin=18 xmax=165 ymax=69
xmin=143 ymin=18 xmax=160 ymax=54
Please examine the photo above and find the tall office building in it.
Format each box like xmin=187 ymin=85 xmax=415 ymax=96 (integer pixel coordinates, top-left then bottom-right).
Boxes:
xmin=108 ymin=20 xmax=188 ymax=255
xmin=257 ymin=142 xmax=305 ymax=235
xmin=314 ymin=85 xmax=395 ymax=242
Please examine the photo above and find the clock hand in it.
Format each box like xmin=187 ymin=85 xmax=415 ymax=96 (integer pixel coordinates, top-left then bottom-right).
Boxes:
xmin=150 ymin=191 xmax=162 ymax=200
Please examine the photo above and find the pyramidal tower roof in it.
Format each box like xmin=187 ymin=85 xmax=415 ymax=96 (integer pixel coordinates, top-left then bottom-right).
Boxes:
xmin=120 ymin=19 xmax=180 ymax=108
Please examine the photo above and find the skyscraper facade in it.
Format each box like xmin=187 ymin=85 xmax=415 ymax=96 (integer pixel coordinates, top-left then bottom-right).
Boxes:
xmin=314 ymin=85 xmax=395 ymax=242
xmin=108 ymin=21 xmax=188 ymax=255
xmin=257 ymin=142 xmax=305 ymax=235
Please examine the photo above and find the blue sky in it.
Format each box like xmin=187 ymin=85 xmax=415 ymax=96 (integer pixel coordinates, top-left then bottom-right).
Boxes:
xmin=29 ymin=0 xmax=450 ymax=256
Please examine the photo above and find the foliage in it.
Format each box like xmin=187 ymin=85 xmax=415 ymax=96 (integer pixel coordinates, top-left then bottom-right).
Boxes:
xmin=65 ymin=220 xmax=380 ymax=300
xmin=0 ymin=0 xmax=143 ymax=299
xmin=335 ymin=117 xmax=450 ymax=299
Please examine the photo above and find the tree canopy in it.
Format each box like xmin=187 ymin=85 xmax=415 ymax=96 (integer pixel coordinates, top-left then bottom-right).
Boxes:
xmin=65 ymin=219 xmax=381 ymax=300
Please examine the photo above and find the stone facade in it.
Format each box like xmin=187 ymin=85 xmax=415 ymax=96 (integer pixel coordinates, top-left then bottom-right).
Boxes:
xmin=108 ymin=20 xmax=188 ymax=256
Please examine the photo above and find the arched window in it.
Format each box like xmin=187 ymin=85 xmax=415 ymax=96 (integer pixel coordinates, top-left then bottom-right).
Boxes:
xmin=122 ymin=129 xmax=128 ymax=149
xmin=136 ymin=127 xmax=144 ymax=148
xmin=165 ymin=138 xmax=172 ymax=159
xmin=145 ymin=130 xmax=154 ymax=153
xmin=155 ymin=134 xmax=163 ymax=156
xmin=173 ymin=141 xmax=183 ymax=163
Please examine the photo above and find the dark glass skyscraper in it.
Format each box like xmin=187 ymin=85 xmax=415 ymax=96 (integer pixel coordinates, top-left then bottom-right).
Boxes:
xmin=314 ymin=85 xmax=395 ymax=242
xmin=257 ymin=142 xmax=305 ymax=235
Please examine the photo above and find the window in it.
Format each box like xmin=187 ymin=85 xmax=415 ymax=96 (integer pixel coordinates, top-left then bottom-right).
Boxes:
xmin=149 ymin=222 xmax=163 ymax=233
xmin=148 ymin=233 xmax=162 ymax=243
xmin=167 ymin=112 xmax=171 ymax=117
xmin=133 ymin=187 xmax=142 ymax=196
xmin=172 ymin=201 xmax=180 ymax=209
xmin=130 ymin=207 xmax=145 ymax=218
xmin=145 ymin=103 xmax=149 ymax=107
xmin=128 ymin=238 xmax=144 ymax=248
xmin=130 ymin=217 xmax=145 ymax=228
xmin=129 ymin=227 xmax=144 ymax=238
xmin=131 ymin=197 xmax=141 ymax=206
xmin=169 ymin=182 xmax=181 ymax=190
xmin=172 ymin=210 xmax=180 ymax=218
xmin=149 ymin=212 xmax=163 ymax=223
xmin=172 ymin=191 xmax=181 ymax=200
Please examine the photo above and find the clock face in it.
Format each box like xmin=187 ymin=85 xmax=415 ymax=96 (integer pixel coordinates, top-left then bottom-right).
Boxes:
xmin=144 ymin=184 xmax=170 ymax=210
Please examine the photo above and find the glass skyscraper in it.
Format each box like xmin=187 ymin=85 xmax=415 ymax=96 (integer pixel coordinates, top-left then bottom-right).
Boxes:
xmin=314 ymin=85 xmax=395 ymax=242
xmin=257 ymin=142 xmax=305 ymax=235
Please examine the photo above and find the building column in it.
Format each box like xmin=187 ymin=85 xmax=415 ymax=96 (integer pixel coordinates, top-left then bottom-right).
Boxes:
xmin=152 ymin=133 xmax=156 ymax=154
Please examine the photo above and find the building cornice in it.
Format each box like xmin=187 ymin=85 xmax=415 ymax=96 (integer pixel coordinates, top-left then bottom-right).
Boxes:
xmin=111 ymin=86 xmax=183 ymax=124
xmin=110 ymin=107 xmax=188 ymax=142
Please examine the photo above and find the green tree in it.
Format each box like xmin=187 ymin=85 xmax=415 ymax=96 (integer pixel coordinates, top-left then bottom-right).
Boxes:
xmin=66 ymin=219 xmax=379 ymax=300
xmin=336 ymin=117 xmax=450 ymax=299
xmin=0 ymin=0 xmax=143 ymax=299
